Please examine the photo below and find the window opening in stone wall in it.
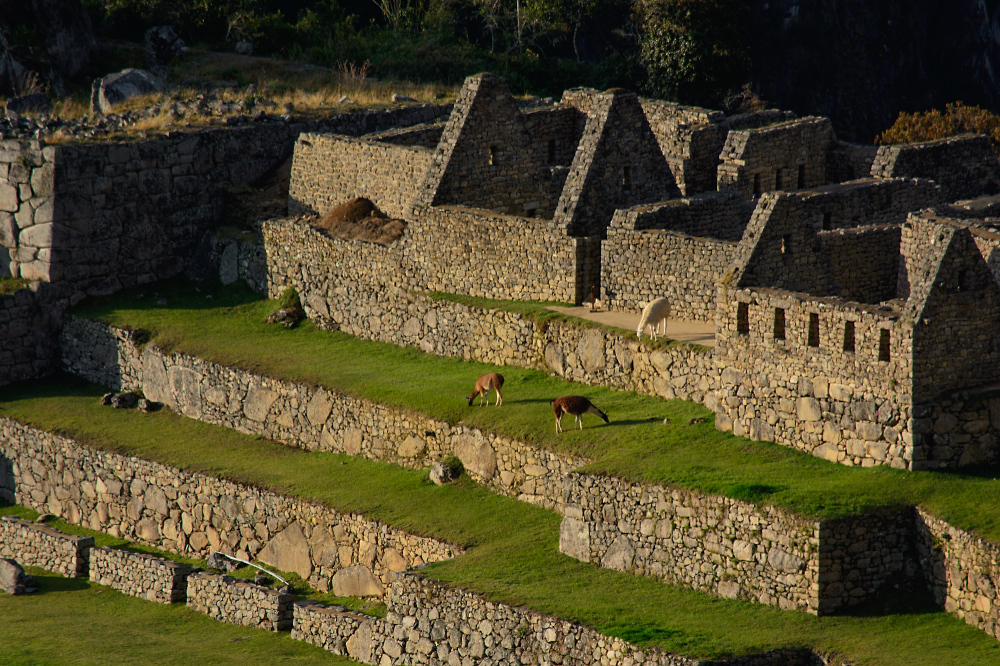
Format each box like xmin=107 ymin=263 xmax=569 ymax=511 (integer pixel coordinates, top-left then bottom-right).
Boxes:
xmin=781 ymin=234 xmax=792 ymax=255
xmin=798 ymin=165 xmax=806 ymax=189
xmin=775 ymin=168 xmax=784 ymax=190
xmin=737 ymin=303 xmax=749 ymax=335
xmin=489 ymin=145 xmax=498 ymax=165
xmin=807 ymin=313 xmax=820 ymax=347
xmin=623 ymin=166 xmax=632 ymax=192
xmin=822 ymin=212 xmax=832 ymax=231
xmin=753 ymin=173 xmax=761 ymax=197
xmin=773 ymin=308 xmax=785 ymax=340
xmin=879 ymin=329 xmax=891 ymax=361
xmin=958 ymin=269 xmax=970 ymax=291
xmin=547 ymin=139 xmax=556 ymax=164
xmin=843 ymin=321 xmax=855 ymax=353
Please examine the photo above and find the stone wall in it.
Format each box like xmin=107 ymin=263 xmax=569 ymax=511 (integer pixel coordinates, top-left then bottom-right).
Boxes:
xmin=559 ymin=473 xmax=819 ymax=613
xmin=870 ymin=134 xmax=1000 ymax=202
xmin=792 ymin=178 xmax=941 ymax=232
xmin=90 ymin=546 xmax=193 ymax=603
xmin=0 ymin=281 xmax=68 ymax=388
xmin=0 ymin=416 xmax=459 ymax=595
xmin=0 ymin=104 xmax=450 ymax=292
xmin=187 ymin=572 xmax=294 ymax=631
xmin=827 ymin=141 xmax=878 ymax=183
xmin=601 ymin=227 xmax=738 ymax=320
xmin=293 ymin=572 xmax=820 ymax=666
xmin=368 ymin=121 xmax=449 ymax=149
xmin=0 ymin=515 xmax=93 ymax=577
xmin=717 ymin=118 xmax=834 ymax=200
xmin=714 ymin=286 xmax=916 ymax=469
xmin=916 ymin=508 xmax=1000 ymax=642
xmin=818 ymin=225 xmax=902 ymax=304
xmin=406 ymin=205 xmax=597 ymax=304
xmin=523 ymin=106 xmax=581 ymax=167
xmin=287 ymin=134 xmax=433 ymax=219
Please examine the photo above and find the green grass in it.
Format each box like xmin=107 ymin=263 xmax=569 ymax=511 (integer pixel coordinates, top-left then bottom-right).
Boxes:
xmin=67 ymin=278 xmax=1000 ymax=538
xmin=0 ymin=566 xmax=349 ymax=665
xmin=0 ymin=277 xmax=31 ymax=296
xmin=2 ymin=377 xmax=1000 ymax=664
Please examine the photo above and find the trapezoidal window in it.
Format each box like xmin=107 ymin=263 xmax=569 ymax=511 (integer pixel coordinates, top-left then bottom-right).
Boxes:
xmin=622 ymin=166 xmax=632 ymax=192
xmin=807 ymin=313 xmax=820 ymax=347
xmin=489 ymin=145 xmax=498 ymax=165
xmin=797 ymin=164 xmax=806 ymax=189
xmin=957 ymin=269 xmax=970 ymax=292
xmin=879 ymin=329 xmax=891 ymax=362
xmin=822 ymin=212 xmax=832 ymax=231
xmin=753 ymin=173 xmax=762 ymax=197
xmin=737 ymin=302 xmax=749 ymax=335
xmin=547 ymin=139 xmax=557 ymax=164
xmin=843 ymin=321 xmax=855 ymax=353
xmin=775 ymin=168 xmax=784 ymax=190
xmin=773 ymin=308 xmax=786 ymax=340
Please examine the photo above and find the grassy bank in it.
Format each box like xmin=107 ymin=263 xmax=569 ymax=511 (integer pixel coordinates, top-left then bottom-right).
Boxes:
xmin=2 ymin=377 xmax=1000 ymax=664
xmin=69 ymin=279 xmax=1000 ymax=537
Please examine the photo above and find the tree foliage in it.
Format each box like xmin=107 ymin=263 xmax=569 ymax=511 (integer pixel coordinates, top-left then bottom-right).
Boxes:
xmin=637 ymin=0 xmax=750 ymax=107
xmin=877 ymin=103 xmax=1000 ymax=155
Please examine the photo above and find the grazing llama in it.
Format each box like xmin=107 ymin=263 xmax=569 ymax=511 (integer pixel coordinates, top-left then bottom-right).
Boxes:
xmin=467 ymin=372 xmax=504 ymax=406
xmin=637 ymin=297 xmax=670 ymax=341
xmin=549 ymin=396 xmax=609 ymax=432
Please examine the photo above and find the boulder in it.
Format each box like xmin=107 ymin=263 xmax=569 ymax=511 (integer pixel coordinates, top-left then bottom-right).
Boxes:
xmin=331 ymin=566 xmax=383 ymax=597
xmin=5 ymin=94 xmax=50 ymax=120
xmin=143 ymin=26 xmax=186 ymax=79
xmin=257 ymin=522 xmax=313 ymax=580
xmin=0 ymin=559 xmax=36 ymax=595
xmin=235 ymin=41 xmax=253 ymax=56
xmin=453 ymin=433 xmax=497 ymax=480
xmin=429 ymin=462 xmax=454 ymax=485
xmin=392 ymin=93 xmax=418 ymax=102
xmin=206 ymin=551 xmax=238 ymax=572
xmin=110 ymin=392 xmax=137 ymax=409
xmin=90 ymin=69 xmax=166 ymax=115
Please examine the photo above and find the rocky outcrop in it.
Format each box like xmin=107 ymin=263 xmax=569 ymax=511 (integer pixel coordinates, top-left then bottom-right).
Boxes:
xmin=90 ymin=69 xmax=167 ymax=115
xmin=0 ymin=558 xmax=36 ymax=595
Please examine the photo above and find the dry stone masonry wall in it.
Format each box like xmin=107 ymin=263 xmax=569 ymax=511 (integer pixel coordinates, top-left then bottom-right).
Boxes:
xmin=0 ymin=416 xmax=458 ymax=595
xmin=288 ymin=134 xmax=433 ymax=219
xmin=90 ymin=546 xmax=193 ymax=603
xmin=0 ymin=515 xmax=93 ymax=577
xmin=870 ymin=134 xmax=1000 ymax=202
xmin=0 ymin=282 xmax=68 ymax=388
xmin=187 ymin=572 xmax=295 ymax=631
xmin=293 ymin=572 xmax=820 ymax=666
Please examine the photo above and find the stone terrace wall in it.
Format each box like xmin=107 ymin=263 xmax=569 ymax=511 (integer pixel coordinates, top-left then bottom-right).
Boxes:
xmin=90 ymin=546 xmax=193 ymax=603
xmin=0 ymin=515 xmax=93 ymax=577
xmin=601 ymin=227 xmax=738 ymax=320
xmin=0 ymin=417 xmax=458 ymax=595
xmin=818 ymin=225 xmax=902 ymax=304
xmin=294 ymin=572 xmax=820 ymax=666
xmin=0 ymin=281 xmax=69 ymax=388
xmin=714 ymin=287 xmax=919 ymax=469
xmin=870 ymin=134 xmax=1000 ymax=202
xmin=287 ymin=134 xmax=433 ymax=219
xmin=718 ymin=118 xmax=834 ymax=200
xmin=559 ymin=474 xmax=819 ymax=613
xmin=407 ymin=205 xmax=596 ymax=304
xmin=61 ymin=316 xmax=587 ymax=513
xmin=263 ymin=218 xmax=720 ymax=407
xmin=187 ymin=572 xmax=294 ymax=631
xmin=0 ymin=104 xmax=450 ymax=292
xmin=916 ymin=508 xmax=1000 ymax=641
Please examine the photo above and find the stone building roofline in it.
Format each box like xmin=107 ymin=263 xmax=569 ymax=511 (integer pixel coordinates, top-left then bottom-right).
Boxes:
xmin=731 ymin=285 xmax=904 ymax=319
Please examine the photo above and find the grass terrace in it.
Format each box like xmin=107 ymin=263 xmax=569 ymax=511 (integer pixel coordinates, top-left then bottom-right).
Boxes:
xmin=2 ymin=377 xmax=1000 ymax=664
xmin=68 ymin=278 xmax=1000 ymax=537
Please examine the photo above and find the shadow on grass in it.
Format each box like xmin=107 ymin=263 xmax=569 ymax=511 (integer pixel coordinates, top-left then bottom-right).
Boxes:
xmin=73 ymin=276 xmax=266 ymax=317
xmin=31 ymin=573 xmax=90 ymax=594
xmin=932 ymin=463 xmax=1000 ymax=481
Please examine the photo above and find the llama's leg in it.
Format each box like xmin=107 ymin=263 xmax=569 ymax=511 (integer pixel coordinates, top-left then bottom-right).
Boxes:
xmin=494 ymin=387 xmax=502 ymax=407
xmin=576 ymin=415 xmax=583 ymax=429
xmin=556 ymin=415 xmax=562 ymax=433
